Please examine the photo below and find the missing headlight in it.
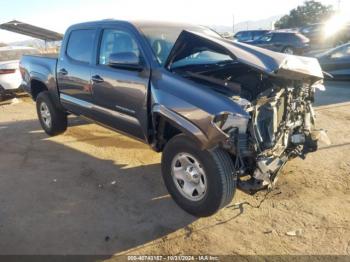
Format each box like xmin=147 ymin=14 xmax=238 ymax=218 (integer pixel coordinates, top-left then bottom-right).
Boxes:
xmin=213 ymin=112 xmax=249 ymax=134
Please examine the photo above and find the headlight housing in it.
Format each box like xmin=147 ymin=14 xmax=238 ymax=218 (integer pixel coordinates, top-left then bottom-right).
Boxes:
xmin=213 ymin=112 xmax=249 ymax=134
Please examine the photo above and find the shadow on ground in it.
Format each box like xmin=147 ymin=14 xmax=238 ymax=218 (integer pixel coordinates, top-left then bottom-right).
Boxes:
xmin=0 ymin=118 xmax=196 ymax=257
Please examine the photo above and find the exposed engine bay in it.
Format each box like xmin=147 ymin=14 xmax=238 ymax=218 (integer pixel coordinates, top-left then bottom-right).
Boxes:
xmin=173 ymin=62 xmax=329 ymax=193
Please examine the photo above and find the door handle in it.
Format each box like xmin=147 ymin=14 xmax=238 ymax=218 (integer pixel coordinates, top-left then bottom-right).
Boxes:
xmin=59 ymin=68 xmax=68 ymax=75
xmin=91 ymin=75 xmax=104 ymax=83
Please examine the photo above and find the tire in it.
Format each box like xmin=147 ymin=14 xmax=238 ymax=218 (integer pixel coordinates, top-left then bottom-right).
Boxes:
xmin=282 ymin=46 xmax=294 ymax=55
xmin=36 ymin=91 xmax=67 ymax=136
xmin=161 ymin=134 xmax=236 ymax=217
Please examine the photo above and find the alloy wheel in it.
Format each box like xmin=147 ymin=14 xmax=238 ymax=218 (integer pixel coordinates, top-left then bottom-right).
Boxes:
xmin=171 ymin=153 xmax=207 ymax=201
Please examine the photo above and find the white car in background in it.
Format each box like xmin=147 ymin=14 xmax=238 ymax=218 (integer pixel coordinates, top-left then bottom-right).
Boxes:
xmin=0 ymin=46 xmax=39 ymax=100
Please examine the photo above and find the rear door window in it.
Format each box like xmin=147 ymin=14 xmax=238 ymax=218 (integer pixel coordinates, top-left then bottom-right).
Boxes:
xmin=66 ymin=29 xmax=96 ymax=63
xmin=260 ymin=33 xmax=273 ymax=42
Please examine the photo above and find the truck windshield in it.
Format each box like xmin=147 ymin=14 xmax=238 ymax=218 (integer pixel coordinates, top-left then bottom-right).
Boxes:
xmin=139 ymin=25 xmax=221 ymax=66
xmin=171 ymin=50 xmax=233 ymax=69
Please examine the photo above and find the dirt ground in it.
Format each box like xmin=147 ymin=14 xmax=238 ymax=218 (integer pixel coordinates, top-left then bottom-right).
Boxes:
xmin=0 ymin=90 xmax=349 ymax=257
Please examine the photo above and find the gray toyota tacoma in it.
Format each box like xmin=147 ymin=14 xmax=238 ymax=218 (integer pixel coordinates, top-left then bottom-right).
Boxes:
xmin=20 ymin=20 xmax=327 ymax=217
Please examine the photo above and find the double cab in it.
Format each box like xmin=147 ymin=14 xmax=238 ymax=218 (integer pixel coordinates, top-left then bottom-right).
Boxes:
xmin=20 ymin=20 xmax=326 ymax=217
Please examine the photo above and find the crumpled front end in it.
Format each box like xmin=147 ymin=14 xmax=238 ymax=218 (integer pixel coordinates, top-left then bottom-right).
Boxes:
xmin=166 ymin=29 xmax=329 ymax=193
xmin=213 ymin=79 xmax=330 ymax=193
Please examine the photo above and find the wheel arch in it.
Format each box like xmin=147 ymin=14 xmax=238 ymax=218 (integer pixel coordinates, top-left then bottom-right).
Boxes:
xmin=30 ymin=78 xmax=48 ymax=100
xmin=152 ymin=105 xmax=209 ymax=152
xmin=282 ymin=45 xmax=294 ymax=54
xmin=29 ymin=75 xmax=64 ymax=111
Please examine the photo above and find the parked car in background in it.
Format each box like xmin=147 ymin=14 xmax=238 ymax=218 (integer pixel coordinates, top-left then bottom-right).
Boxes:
xmin=247 ymin=31 xmax=310 ymax=55
xmin=317 ymin=43 xmax=350 ymax=80
xmin=300 ymin=23 xmax=350 ymax=48
xmin=0 ymin=46 xmax=39 ymax=100
xmin=233 ymin=30 xmax=269 ymax=43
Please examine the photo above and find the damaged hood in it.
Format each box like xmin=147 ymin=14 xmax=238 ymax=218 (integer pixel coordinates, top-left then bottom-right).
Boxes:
xmin=165 ymin=30 xmax=323 ymax=81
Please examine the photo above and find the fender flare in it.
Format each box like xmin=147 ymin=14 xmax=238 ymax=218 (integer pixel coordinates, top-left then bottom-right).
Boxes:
xmin=152 ymin=104 xmax=210 ymax=150
xmin=29 ymin=73 xmax=63 ymax=110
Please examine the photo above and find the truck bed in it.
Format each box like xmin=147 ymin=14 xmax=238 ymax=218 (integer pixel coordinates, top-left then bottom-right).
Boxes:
xmin=24 ymin=53 xmax=59 ymax=58
xmin=20 ymin=55 xmax=58 ymax=97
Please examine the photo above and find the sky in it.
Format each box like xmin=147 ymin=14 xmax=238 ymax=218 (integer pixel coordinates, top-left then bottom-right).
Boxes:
xmin=0 ymin=0 xmax=348 ymax=43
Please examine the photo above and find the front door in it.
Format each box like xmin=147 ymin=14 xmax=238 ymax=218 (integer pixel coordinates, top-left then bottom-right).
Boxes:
xmin=90 ymin=27 xmax=150 ymax=140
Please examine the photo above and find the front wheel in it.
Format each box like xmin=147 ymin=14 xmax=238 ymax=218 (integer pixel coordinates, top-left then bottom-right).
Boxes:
xmin=36 ymin=91 xmax=67 ymax=136
xmin=161 ymin=134 xmax=236 ymax=217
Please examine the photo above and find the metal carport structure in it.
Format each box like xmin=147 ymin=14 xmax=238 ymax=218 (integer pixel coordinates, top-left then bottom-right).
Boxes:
xmin=0 ymin=20 xmax=63 ymax=42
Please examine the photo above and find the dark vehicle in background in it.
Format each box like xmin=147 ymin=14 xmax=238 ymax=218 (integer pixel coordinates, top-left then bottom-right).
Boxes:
xmin=300 ymin=23 xmax=350 ymax=48
xmin=20 ymin=20 xmax=326 ymax=217
xmin=317 ymin=43 xmax=350 ymax=80
xmin=233 ymin=30 xmax=269 ymax=43
xmin=247 ymin=31 xmax=310 ymax=55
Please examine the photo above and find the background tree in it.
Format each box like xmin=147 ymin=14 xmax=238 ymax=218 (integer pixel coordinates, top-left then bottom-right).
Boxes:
xmin=0 ymin=43 xmax=7 ymax=47
xmin=275 ymin=0 xmax=334 ymax=29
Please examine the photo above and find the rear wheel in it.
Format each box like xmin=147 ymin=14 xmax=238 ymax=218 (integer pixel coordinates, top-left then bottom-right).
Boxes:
xmin=161 ymin=134 xmax=236 ymax=217
xmin=36 ymin=91 xmax=67 ymax=136
xmin=282 ymin=46 xmax=294 ymax=55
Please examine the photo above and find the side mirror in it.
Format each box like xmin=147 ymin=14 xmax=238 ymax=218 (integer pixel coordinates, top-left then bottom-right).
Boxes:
xmin=108 ymin=52 xmax=143 ymax=71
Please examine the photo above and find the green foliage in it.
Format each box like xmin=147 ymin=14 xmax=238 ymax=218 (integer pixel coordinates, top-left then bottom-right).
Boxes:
xmin=275 ymin=0 xmax=334 ymax=29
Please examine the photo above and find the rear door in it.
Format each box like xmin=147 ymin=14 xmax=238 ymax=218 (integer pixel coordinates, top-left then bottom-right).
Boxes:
xmin=254 ymin=33 xmax=274 ymax=49
xmin=90 ymin=25 xmax=150 ymax=140
xmin=270 ymin=33 xmax=286 ymax=52
xmin=57 ymin=28 xmax=97 ymax=115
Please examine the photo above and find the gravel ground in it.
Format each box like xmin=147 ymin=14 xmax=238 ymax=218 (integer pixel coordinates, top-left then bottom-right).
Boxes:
xmin=0 ymin=88 xmax=349 ymax=258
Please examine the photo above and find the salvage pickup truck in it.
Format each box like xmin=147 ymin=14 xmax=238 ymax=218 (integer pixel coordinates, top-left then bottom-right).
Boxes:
xmin=20 ymin=20 xmax=327 ymax=217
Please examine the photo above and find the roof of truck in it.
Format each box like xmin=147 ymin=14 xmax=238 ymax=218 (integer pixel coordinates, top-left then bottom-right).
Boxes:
xmin=68 ymin=19 xmax=205 ymax=31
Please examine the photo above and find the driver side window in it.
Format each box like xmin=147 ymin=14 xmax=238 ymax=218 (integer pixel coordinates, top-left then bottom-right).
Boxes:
xmin=99 ymin=29 xmax=140 ymax=65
